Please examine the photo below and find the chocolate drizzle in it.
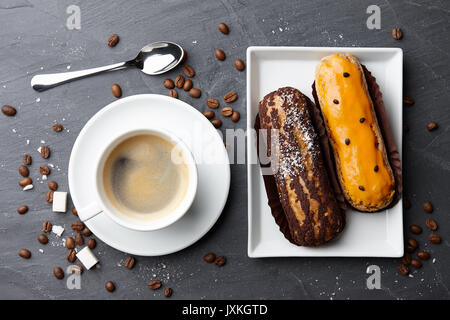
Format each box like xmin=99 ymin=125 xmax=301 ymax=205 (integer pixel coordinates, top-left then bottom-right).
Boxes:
xmin=257 ymin=87 xmax=345 ymax=246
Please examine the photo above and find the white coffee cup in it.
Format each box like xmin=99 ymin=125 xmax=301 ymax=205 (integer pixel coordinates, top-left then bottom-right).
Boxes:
xmin=78 ymin=128 xmax=198 ymax=232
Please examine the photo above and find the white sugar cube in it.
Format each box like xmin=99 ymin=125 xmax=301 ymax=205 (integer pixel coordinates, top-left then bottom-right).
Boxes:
xmin=76 ymin=247 xmax=98 ymax=270
xmin=52 ymin=191 xmax=67 ymax=212
xmin=51 ymin=225 xmax=64 ymax=237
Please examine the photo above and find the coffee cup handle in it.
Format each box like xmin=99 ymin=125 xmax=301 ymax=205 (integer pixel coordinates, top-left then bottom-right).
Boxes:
xmin=79 ymin=202 xmax=103 ymax=222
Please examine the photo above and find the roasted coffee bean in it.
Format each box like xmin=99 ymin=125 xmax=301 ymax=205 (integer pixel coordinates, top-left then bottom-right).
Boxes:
xmin=71 ymin=264 xmax=83 ymax=274
xmin=402 ymin=253 xmax=412 ymax=265
xmin=66 ymin=249 xmax=77 ymax=263
xmin=72 ymin=207 xmax=78 ymax=217
xmin=234 ymin=59 xmax=245 ymax=71
xmin=425 ymin=218 xmax=438 ymax=231
xmin=65 ymin=237 xmax=75 ymax=249
xmin=397 ymin=264 xmax=409 ymax=275
xmin=403 ymin=96 xmax=415 ymax=106
xmin=46 ymin=191 xmax=54 ymax=203
xmin=53 ymin=123 xmax=63 ymax=132
xmin=107 ymin=34 xmax=119 ymax=47
xmin=183 ymin=79 xmax=193 ymax=91
xmin=40 ymin=165 xmax=50 ymax=175
xmin=74 ymin=232 xmax=84 ymax=246
xmin=72 ymin=221 xmax=85 ymax=231
xmin=17 ymin=205 xmax=28 ymax=215
xmin=82 ymin=227 xmax=92 ymax=237
xmin=221 ymin=106 xmax=233 ymax=117
xmin=410 ymin=259 xmax=422 ymax=269
xmin=203 ymin=110 xmax=215 ymax=119
xmin=23 ymin=154 xmax=32 ymax=165
xmin=423 ymin=201 xmax=433 ymax=213
xmin=404 ymin=198 xmax=411 ymax=209
xmin=392 ymin=28 xmax=403 ymax=40
xmin=1 ymin=105 xmax=16 ymax=116
xmin=40 ymin=146 xmax=50 ymax=159
xmin=18 ymin=165 xmax=29 ymax=177
xmin=18 ymin=248 xmax=31 ymax=259
xmin=203 ymin=252 xmax=216 ymax=263
xmin=38 ymin=234 xmax=48 ymax=244
xmin=87 ymin=238 xmax=96 ymax=249
xmin=19 ymin=177 xmax=32 ymax=187
xmin=164 ymin=288 xmax=173 ymax=298
xmin=214 ymin=255 xmax=226 ymax=267
xmin=53 ymin=267 xmax=64 ymax=279
xmin=148 ymin=280 xmax=162 ymax=290
xmin=206 ymin=98 xmax=220 ymax=109
xmin=168 ymin=89 xmax=178 ymax=99
xmin=426 ymin=121 xmax=438 ymax=131
xmin=231 ymin=111 xmax=240 ymax=123
xmin=189 ymin=88 xmax=201 ymax=98
xmin=224 ymin=91 xmax=238 ymax=103
xmin=105 ymin=281 xmax=115 ymax=292
xmin=175 ymin=75 xmax=185 ymax=88
xmin=182 ymin=64 xmax=195 ymax=77
xmin=211 ymin=119 xmax=222 ymax=128
xmin=417 ymin=251 xmax=430 ymax=260
xmin=215 ymin=49 xmax=226 ymax=61
xmin=407 ymin=238 xmax=418 ymax=250
xmin=42 ymin=221 xmax=52 ymax=233
xmin=218 ymin=22 xmax=229 ymax=34
xmin=48 ymin=181 xmax=58 ymax=191
xmin=406 ymin=244 xmax=416 ymax=253
xmin=111 ymin=84 xmax=122 ymax=98
xmin=124 ymin=256 xmax=135 ymax=269
xmin=163 ymin=78 xmax=175 ymax=89
xmin=429 ymin=234 xmax=441 ymax=244
xmin=409 ymin=224 xmax=422 ymax=235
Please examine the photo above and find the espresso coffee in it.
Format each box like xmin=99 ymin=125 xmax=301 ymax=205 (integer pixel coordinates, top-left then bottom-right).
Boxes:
xmin=102 ymin=134 xmax=189 ymax=221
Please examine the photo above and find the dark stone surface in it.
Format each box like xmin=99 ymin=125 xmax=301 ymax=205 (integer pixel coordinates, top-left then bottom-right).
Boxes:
xmin=0 ymin=0 xmax=449 ymax=300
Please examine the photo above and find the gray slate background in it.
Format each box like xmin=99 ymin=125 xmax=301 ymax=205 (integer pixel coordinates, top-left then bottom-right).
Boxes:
xmin=1 ymin=0 xmax=449 ymax=300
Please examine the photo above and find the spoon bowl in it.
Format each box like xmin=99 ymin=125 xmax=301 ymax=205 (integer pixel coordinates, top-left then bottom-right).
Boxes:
xmin=31 ymin=41 xmax=185 ymax=92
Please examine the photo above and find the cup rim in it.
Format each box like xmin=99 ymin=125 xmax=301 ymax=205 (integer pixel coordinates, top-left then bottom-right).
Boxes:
xmin=94 ymin=128 xmax=198 ymax=232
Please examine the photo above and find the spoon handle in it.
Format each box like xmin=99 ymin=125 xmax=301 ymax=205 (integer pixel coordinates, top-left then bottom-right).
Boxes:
xmin=31 ymin=61 xmax=129 ymax=92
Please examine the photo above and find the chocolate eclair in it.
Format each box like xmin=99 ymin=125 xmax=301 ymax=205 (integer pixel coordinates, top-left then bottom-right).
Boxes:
xmin=258 ymin=87 xmax=345 ymax=246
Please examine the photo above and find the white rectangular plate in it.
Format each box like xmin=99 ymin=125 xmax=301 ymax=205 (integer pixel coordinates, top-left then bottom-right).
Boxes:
xmin=247 ymin=47 xmax=403 ymax=258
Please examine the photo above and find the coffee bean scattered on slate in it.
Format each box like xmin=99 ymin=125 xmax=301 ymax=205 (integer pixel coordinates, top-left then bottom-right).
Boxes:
xmin=231 ymin=111 xmax=240 ymax=123
xmin=46 ymin=191 xmax=54 ymax=203
xmin=409 ymin=224 xmax=422 ymax=235
xmin=214 ymin=256 xmax=226 ymax=267
xmin=23 ymin=154 xmax=32 ymax=165
xmin=18 ymin=248 xmax=31 ymax=259
xmin=71 ymin=221 xmax=84 ymax=231
xmin=40 ymin=146 xmax=50 ymax=159
xmin=234 ymin=59 xmax=245 ymax=71
xmin=218 ymin=22 xmax=229 ymax=34
xmin=148 ymin=280 xmax=162 ymax=290
xmin=74 ymin=232 xmax=84 ymax=246
xmin=48 ymin=181 xmax=58 ymax=191
xmin=19 ymin=177 xmax=32 ymax=187
xmin=403 ymin=96 xmax=414 ymax=106
xmin=40 ymin=165 xmax=50 ymax=175
xmin=425 ymin=218 xmax=438 ymax=231
xmin=392 ymin=28 xmax=403 ymax=40
xmin=72 ymin=207 xmax=78 ymax=217
xmin=65 ymin=237 xmax=75 ymax=249
xmin=82 ymin=227 xmax=92 ymax=237
xmin=183 ymin=79 xmax=193 ymax=91
xmin=2 ymin=105 xmax=16 ymax=116
xmin=203 ymin=110 xmax=215 ymax=119
xmin=18 ymin=165 xmax=29 ymax=177
xmin=410 ymin=259 xmax=422 ymax=269
xmin=429 ymin=234 xmax=441 ymax=244
xmin=163 ymin=78 xmax=175 ymax=89
xmin=105 ymin=281 xmax=115 ymax=292
xmin=402 ymin=253 xmax=412 ymax=265
xmin=111 ymin=84 xmax=122 ymax=98
xmin=107 ymin=34 xmax=119 ymax=47
xmin=207 ymin=98 xmax=219 ymax=109
xmin=87 ymin=238 xmax=96 ymax=249
xmin=71 ymin=264 xmax=83 ymax=274
xmin=38 ymin=234 xmax=48 ymax=244
xmin=417 ymin=251 xmax=430 ymax=260
xmin=17 ymin=205 xmax=28 ymax=215
xmin=224 ymin=91 xmax=238 ymax=103
xmin=124 ymin=256 xmax=135 ymax=269
xmin=42 ymin=221 xmax=52 ymax=233
xmin=221 ymin=106 xmax=233 ymax=117
xmin=407 ymin=237 xmax=418 ymax=250
xmin=53 ymin=267 xmax=64 ymax=279
xmin=164 ymin=288 xmax=173 ymax=298
xmin=53 ymin=123 xmax=63 ymax=132
xmin=175 ymin=75 xmax=185 ymax=88
xmin=168 ymin=89 xmax=178 ymax=99
xmin=397 ymin=264 xmax=409 ymax=275
xmin=203 ymin=252 xmax=216 ymax=263
xmin=215 ymin=49 xmax=226 ymax=61
xmin=426 ymin=121 xmax=438 ymax=131
xmin=189 ymin=88 xmax=201 ymax=98
xmin=211 ymin=119 xmax=222 ymax=128
xmin=66 ymin=249 xmax=77 ymax=263
xmin=422 ymin=201 xmax=433 ymax=213
xmin=182 ymin=64 xmax=195 ymax=77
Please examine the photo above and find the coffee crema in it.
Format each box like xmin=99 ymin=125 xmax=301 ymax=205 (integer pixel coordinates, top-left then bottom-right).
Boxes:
xmin=102 ymin=134 xmax=189 ymax=221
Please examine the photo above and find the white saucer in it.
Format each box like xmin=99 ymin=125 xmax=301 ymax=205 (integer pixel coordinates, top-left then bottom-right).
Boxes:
xmin=68 ymin=94 xmax=230 ymax=256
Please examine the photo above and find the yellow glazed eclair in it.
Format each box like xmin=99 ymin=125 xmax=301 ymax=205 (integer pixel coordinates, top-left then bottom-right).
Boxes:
xmin=314 ymin=53 xmax=395 ymax=212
